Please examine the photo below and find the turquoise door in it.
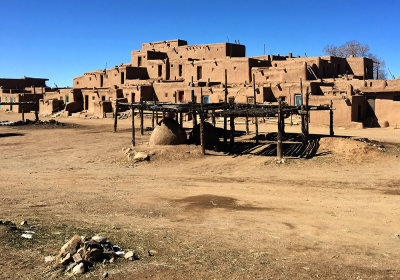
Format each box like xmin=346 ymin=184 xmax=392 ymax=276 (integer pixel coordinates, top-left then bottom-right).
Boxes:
xmin=202 ymin=96 xmax=209 ymax=104
xmin=294 ymin=94 xmax=302 ymax=106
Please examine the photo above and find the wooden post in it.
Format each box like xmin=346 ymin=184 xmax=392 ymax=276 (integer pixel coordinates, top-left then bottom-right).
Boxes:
xmin=230 ymin=115 xmax=235 ymax=149
xmin=330 ymin=100 xmax=334 ymax=136
xmin=223 ymin=69 xmax=228 ymax=146
xmin=306 ymin=87 xmax=310 ymax=135
xmin=21 ymin=93 xmax=25 ymax=121
xmin=253 ymin=73 xmax=259 ymax=143
xmin=191 ymin=87 xmax=197 ymax=128
xmin=245 ymin=114 xmax=249 ymax=135
xmin=300 ymin=79 xmax=308 ymax=144
xmin=289 ymin=88 xmax=293 ymax=126
xmin=140 ymin=98 xmax=144 ymax=135
xmin=113 ymin=99 xmax=118 ymax=132
xmin=162 ymin=111 xmax=166 ymax=119
xmin=34 ymin=100 xmax=39 ymax=122
xmin=212 ymin=110 xmax=216 ymax=127
xmin=179 ymin=112 xmax=183 ymax=127
xmin=131 ymin=94 xmax=135 ymax=146
xmin=200 ymin=88 xmax=206 ymax=155
xmin=277 ymin=98 xmax=283 ymax=159
xmin=151 ymin=108 xmax=155 ymax=128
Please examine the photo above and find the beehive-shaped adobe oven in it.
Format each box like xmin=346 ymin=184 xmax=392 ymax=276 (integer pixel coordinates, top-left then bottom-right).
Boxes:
xmin=149 ymin=117 xmax=187 ymax=145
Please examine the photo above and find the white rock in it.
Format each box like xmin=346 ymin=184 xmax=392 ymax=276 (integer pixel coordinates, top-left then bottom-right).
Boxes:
xmin=21 ymin=233 xmax=33 ymax=239
xmin=72 ymin=262 xmax=86 ymax=275
xmin=134 ymin=152 xmax=150 ymax=161
xmin=91 ymin=235 xmax=107 ymax=243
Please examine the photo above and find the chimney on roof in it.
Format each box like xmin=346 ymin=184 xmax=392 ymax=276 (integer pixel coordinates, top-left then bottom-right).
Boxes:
xmin=289 ymin=53 xmax=293 ymax=58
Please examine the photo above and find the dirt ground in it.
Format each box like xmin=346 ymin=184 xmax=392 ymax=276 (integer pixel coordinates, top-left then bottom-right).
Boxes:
xmin=1 ymin=111 xmax=400 ymax=280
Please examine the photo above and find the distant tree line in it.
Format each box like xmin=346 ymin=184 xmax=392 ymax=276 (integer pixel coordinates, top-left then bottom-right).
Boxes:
xmin=323 ymin=40 xmax=387 ymax=79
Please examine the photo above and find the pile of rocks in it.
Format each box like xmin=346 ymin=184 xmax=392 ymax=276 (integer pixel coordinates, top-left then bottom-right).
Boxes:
xmin=54 ymin=235 xmax=139 ymax=275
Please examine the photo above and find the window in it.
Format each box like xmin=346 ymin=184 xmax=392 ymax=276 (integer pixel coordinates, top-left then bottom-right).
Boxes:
xmin=65 ymin=95 xmax=69 ymax=104
xmin=102 ymin=96 xmax=105 ymax=101
xmin=165 ymin=93 xmax=168 ymax=97
xmin=138 ymin=56 xmax=142 ymax=67
xmin=158 ymin=65 xmax=162 ymax=77
xmin=247 ymin=97 xmax=254 ymax=104
xmin=228 ymin=97 xmax=235 ymax=104
xmin=121 ymin=72 xmax=125 ymax=84
xmin=179 ymin=65 xmax=182 ymax=76
xmin=92 ymin=96 xmax=95 ymax=100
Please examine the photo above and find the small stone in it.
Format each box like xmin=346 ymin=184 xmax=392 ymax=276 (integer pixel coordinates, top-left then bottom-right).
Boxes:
xmin=72 ymin=253 xmax=83 ymax=263
xmin=91 ymin=235 xmax=107 ymax=244
xmin=21 ymin=233 xmax=33 ymax=239
xmin=395 ymin=234 xmax=400 ymax=239
xmin=72 ymin=262 xmax=86 ymax=275
xmin=148 ymin=250 xmax=157 ymax=256
xmin=44 ymin=255 xmax=56 ymax=263
xmin=103 ymin=272 xmax=109 ymax=278
xmin=124 ymin=251 xmax=140 ymax=261
xmin=20 ymin=221 xmax=28 ymax=226
xmin=134 ymin=152 xmax=150 ymax=162
xmin=109 ymin=257 xmax=115 ymax=263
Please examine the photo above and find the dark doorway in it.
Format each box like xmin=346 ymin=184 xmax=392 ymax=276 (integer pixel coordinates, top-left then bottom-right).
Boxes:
xmin=85 ymin=95 xmax=89 ymax=110
xmin=179 ymin=65 xmax=183 ymax=76
xmin=366 ymin=97 xmax=375 ymax=117
xmin=357 ymin=105 xmax=361 ymax=121
xmin=138 ymin=56 xmax=142 ymax=67
xmin=197 ymin=66 xmax=202 ymax=80
xmin=158 ymin=65 xmax=162 ymax=77
xmin=100 ymin=75 xmax=104 ymax=87
xmin=121 ymin=72 xmax=125 ymax=84
xmin=178 ymin=91 xmax=184 ymax=102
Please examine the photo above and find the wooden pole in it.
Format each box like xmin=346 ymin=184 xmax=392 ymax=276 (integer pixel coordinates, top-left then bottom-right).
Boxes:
xmin=21 ymin=93 xmax=25 ymax=121
xmin=212 ymin=110 xmax=216 ymax=127
xmin=230 ymin=115 xmax=235 ymax=149
xmin=179 ymin=112 xmax=183 ymax=127
xmin=223 ymin=69 xmax=228 ymax=146
xmin=330 ymin=100 xmax=334 ymax=136
xmin=300 ymin=79 xmax=308 ymax=144
xmin=152 ymin=91 xmax=155 ymax=128
xmin=306 ymin=87 xmax=310 ymax=135
xmin=131 ymin=94 xmax=135 ymax=146
xmin=113 ymin=99 xmax=118 ymax=132
xmin=200 ymin=88 xmax=205 ymax=155
xmin=151 ymin=108 xmax=155 ymax=128
xmin=253 ymin=73 xmax=259 ymax=143
xmin=277 ymin=98 xmax=283 ymax=159
xmin=140 ymin=98 xmax=144 ymax=135
xmin=289 ymin=88 xmax=293 ymax=125
xmin=245 ymin=114 xmax=249 ymax=135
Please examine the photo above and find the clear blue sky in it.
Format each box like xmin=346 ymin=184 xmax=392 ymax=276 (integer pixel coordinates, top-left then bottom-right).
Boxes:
xmin=1 ymin=0 xmax=399 ymax=87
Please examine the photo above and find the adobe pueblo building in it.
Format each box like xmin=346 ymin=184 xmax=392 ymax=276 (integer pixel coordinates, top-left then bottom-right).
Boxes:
xmin=0 ymin=77 xmax=48 ymax=113
xmin=43 ymin=39 xmax=400 ymax=127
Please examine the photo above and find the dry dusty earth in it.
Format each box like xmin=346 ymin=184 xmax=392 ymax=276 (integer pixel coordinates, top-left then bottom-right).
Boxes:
xmin=0 ymin=111 xmax=400 ymax=279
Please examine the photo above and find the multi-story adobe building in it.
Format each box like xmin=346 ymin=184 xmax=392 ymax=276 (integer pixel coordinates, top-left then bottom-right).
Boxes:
xmin=47 ymin=39 xmax=400 ymax=127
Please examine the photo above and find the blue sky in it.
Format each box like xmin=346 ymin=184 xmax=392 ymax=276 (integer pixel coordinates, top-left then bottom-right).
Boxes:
xmin=0 ymin=0 xmax=399 ymax=87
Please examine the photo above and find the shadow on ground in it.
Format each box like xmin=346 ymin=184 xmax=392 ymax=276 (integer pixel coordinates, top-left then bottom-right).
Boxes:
xmin=0 ymin=132 xmax=24 ymax=138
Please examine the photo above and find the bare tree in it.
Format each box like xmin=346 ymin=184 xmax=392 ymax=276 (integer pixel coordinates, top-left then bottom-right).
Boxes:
xmin=323 ymin=40 xmax=387 ymax=79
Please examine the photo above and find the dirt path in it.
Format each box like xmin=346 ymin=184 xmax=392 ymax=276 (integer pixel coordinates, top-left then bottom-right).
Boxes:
xmin=1 ymin=112 xmax=400 ymax=279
